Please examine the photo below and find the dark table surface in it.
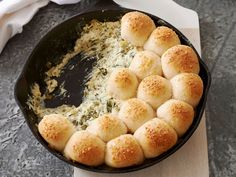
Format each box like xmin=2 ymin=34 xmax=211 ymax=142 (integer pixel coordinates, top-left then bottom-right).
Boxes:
xmin=0 ymin=0 xmax=235 ymax=177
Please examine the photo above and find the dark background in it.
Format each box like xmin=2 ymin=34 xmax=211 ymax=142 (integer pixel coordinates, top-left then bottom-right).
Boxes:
xmin=0 ymin=0 xmax=235 ymax=176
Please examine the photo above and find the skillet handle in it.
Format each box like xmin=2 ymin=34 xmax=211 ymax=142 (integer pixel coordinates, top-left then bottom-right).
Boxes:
xmin=86 ymin=0 xmax=121 ymax=11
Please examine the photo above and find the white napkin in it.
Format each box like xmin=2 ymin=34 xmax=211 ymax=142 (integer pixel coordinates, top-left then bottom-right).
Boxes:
xmin=0 ymin=0 xmax=81 ymax=53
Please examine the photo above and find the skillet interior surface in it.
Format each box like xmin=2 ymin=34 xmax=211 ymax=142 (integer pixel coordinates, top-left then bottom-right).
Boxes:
xmin=14 ymin=6 xmax=211 ymax=173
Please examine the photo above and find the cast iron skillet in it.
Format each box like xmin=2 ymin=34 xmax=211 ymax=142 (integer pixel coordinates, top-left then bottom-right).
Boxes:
xmin=14 ymin=0 xmax=211 ymax=173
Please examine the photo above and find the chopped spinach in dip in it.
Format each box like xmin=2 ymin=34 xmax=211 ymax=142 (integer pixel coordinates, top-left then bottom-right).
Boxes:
xmin=27 ymin=20 xmax=138 ymax=130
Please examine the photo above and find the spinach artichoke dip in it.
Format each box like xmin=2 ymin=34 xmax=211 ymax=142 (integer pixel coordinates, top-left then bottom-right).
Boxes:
xmin=27 ymin=20 xmax=138 ymax=130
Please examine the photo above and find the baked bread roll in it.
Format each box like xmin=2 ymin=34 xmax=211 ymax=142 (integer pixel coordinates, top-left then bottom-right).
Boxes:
xmin=137 ymin=75 xmax=172 ymax=109
xmin=38 ymin=114 xmax=75 ymax=151
xmin=64 ymin=131 xmax=105 ymax=166
xmin=105 ymin=134 xmax=144 ymax=168
xmin=119 ymin=98 xmax=155 ymax=133
xmin=134 ymin=118 xmax=177 ymax=158
xmin=107 ymin=68 xmax=138 ymax=100
xmin=129 ymin=51 xmax=162 ymax=80
xmin=144 ymin=26 xmax=180 ymax=56
xmin=161 ymin=45 xmax=200 ymax=79
xmin=170 ymin=73 xmax=203 ymax=107
xmin=86 ymin=114 xmax=127 ymax=142
xmin=121 ymin=11 xmax=156 ymax=46
xmin=157 ymin=99 xmax=194 ymax=137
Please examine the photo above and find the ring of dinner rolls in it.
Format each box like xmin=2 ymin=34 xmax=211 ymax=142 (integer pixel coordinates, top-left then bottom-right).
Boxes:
xmin=144 ymin=26 xmax=180 ymax=56
xmin=170 ymin=73 xmax=204 ymax=107
xmin=38 ymin=11 xmax=205 ymax=168
xmin=86 ymin=114 xmax=128 ymax=142
xmin=134 ymin=118 xmax=177 ymax=158
xmin=38 ymin=114 xmax=75 ymax=151
xmin=161 ymin=45 xmax=200 ymax=79
xmin=157 ymin=99 xmax=194 ymax=137
xmin=64 ymin=131 xmax=105 ymax=166
xmin=121 ymin=11 xmax=156 ymax=46
xmin=119 ymin=98 xmax=155 ymax=133
xmin=105 ymin=134 xmax=144 ymax=168
xmin=129 ymin=51 xmax=162 ymax=80
xmin=107 ymin=68 xmax=138 ymax=100
xmin=137 ymin=75 xmax=172 ymax=109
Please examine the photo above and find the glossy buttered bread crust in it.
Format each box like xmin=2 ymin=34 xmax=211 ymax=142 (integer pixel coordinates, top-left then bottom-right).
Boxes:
xmin=119 ymin=98 xmax=155 ymax=133
xmin=170 ymin=73 xmax=203 ymax=107
xmin=129 ymin=51 xmax=162 ymax=80
xmin=157 ymin=99 xmax=194 ymax=137
xmin=134 ymin=118 xmax=177 ymax=158
xmin=105 ymin=134 xmax=144 ymax=168
xmin=64 ymin=131 xmax=105 ymax=166
xmin=107 ymin=68 xmax=138 ymax=100
xmin=38 ymin=114 xmax=75 ymax=151
xmin=137 ymin=75 xmax=172 ymax=109
xmin=144 ymin=26 xmax=180 ymax=56
xmin=86 ymin=114 xmax=127 ymax=142
xmin=161 ymin=45 xmax=200 ymax=79
xmin=121 ymin=11 xmax=156 ymax=46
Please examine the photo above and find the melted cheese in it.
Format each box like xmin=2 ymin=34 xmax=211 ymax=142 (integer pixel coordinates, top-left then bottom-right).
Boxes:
xmin=28 ymin=20 xmax=138 ymax=130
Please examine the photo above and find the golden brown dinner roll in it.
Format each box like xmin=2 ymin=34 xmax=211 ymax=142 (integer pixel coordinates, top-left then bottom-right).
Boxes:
xmin=129 ymin=51 xmax=162 ymax=80
xmin=137 ymin=75 xmax=172 ymax=109
xmin=144 ymin=26 xmax=180 ymax=56
xmin=119 ymin=98 xmax=155 ymax=133
xmin=157 ymin=99 xmax=194 ymax=137
xmin=121 ymin=11 xmax=156 ymax=46
xmin=107 ymin=68 xmax=138 ymax=100
xmin=161 ymin=45 xmax=200 ymax=79
xmin=64 ymin=131 xmax=105 ymax=166
xmin=86 ymin=114 xmax=128 ymax=142
xmin=38 ymin=114 xmax=75 ymax=152
xmin=134 ymin=118 xmax=177 ymax=158
xmin=170 ymin=73 xmax=204 ymax=107
xmin=105 ymin=134 xmax=144 ymax=168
